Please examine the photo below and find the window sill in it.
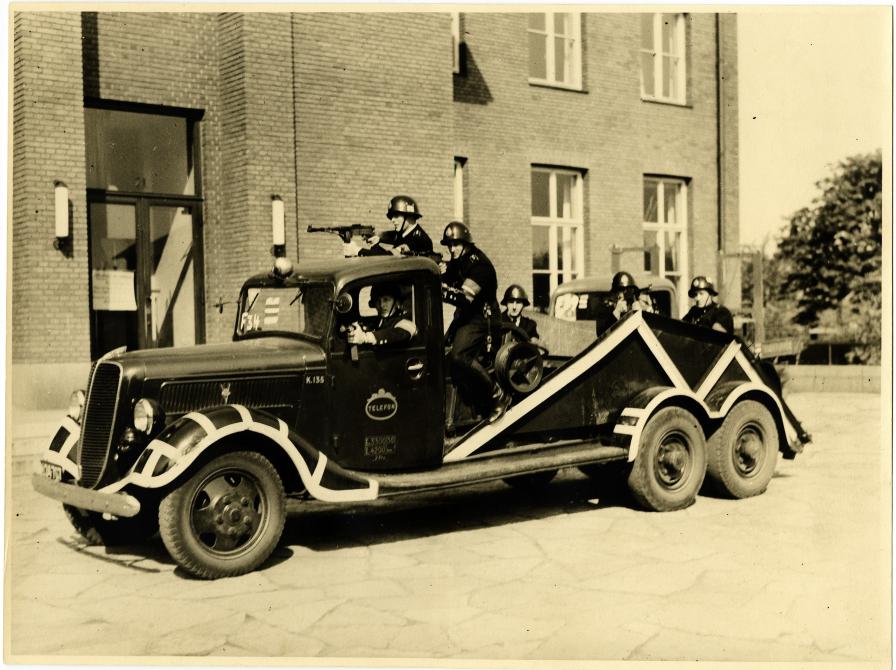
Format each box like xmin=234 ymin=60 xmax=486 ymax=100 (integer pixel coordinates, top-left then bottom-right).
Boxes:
xmin=641 ymin=96 xmax=691 ymax=109
xmin=529 ymin=79 xmax=587 ymax=94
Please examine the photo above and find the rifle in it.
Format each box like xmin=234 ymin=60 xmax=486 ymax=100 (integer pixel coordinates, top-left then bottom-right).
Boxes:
xmin=306 ymin=224 xmax=376 ymax=243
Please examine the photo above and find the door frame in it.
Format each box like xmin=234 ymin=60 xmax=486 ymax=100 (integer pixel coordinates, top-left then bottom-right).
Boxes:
xmin=87 ymin=189 xmax=206 ymax=356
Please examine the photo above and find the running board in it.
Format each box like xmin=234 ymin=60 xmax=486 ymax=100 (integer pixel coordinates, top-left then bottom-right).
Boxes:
xmin=357 ymin=441 xmax=628 ymax=497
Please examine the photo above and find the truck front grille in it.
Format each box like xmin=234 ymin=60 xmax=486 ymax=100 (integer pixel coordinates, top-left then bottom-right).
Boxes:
xmin=78 ymin=362 xmax=122 ymax=488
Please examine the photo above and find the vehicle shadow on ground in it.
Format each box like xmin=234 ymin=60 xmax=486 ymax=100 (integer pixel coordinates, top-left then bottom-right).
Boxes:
xmin=281 ymin=472 xmax=634 ymax=552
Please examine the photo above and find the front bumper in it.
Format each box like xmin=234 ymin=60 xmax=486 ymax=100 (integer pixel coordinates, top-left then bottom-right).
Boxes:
xmin=31 ymin=474 xmax=141 ymax=518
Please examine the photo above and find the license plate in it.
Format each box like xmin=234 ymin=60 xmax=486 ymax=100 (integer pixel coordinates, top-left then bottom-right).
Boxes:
xmin=41 ymin=462 xmax=62 ymax=481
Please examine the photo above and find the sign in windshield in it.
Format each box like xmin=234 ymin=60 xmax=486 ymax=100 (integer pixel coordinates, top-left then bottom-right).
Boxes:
xmin=236 ymin=285 xmax=331 ymax=339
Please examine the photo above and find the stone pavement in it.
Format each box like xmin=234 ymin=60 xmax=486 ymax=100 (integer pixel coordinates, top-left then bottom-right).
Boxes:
xmin=6 ymin=393 xmax=890 ymax=664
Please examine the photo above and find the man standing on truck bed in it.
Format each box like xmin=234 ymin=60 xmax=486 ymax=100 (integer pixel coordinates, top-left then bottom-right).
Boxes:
xmin=441 ymin=221 xmax=511 ymax=423
xmin=682 ymin=276 xmax=734 ymax=334
xmin=344 ymin=195 xmax=434 ymax=257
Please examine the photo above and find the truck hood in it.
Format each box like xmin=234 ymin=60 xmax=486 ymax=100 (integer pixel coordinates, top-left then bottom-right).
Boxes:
xmin=109 ymin=337 xmax=326 ymax=381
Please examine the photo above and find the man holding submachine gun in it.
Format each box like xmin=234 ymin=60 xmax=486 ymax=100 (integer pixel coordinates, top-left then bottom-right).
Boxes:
xmin=308 ymin=194 xmax=435 ymax=259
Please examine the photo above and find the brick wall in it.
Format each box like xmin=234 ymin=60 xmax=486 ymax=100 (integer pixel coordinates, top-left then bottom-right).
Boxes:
xmin=292 ymin=13 xmax=455 ymax=263
xmin=453 ymin=12 xmax=739 ymax=313
xmin=12 ymin=11 xmax=90 ymax=364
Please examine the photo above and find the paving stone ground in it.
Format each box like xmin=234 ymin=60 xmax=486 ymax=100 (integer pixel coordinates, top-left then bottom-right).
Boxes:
xmin=6 ymin=392 xmax=890 ymax=664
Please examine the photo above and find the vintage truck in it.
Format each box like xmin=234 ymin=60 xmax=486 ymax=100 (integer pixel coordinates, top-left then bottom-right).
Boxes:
xmin=33 ymin=256 xmax=810 ymax=579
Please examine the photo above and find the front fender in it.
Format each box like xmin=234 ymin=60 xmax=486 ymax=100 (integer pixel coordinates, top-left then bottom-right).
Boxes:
xmin=100 ymin=404 xmax=378 ymax=503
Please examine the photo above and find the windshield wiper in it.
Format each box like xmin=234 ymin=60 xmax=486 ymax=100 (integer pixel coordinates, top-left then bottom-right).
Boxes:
xmin=245 ymin=291 xmax=259 ymax=313
xmin=289 ymin=290 xmax=302 ymax=307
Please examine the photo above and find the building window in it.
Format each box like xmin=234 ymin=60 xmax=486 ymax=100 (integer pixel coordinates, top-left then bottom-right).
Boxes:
xmin=643 ymin=176 xmax=689 ymax=314
xmin=531 ymin=167 xmax=584 ymax=310
xmin=453 ymin=157 xmax=466 ymax=221
xmin=640 ymin=13 xmax=687 ymax=104
xmin=528 ymin=12 xmax=582 ymax=89
xmin=451 ymin=12 xmax=461 ymax=74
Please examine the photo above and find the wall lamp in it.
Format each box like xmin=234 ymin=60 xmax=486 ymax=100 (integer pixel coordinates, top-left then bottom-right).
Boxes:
xmin=271 ymin=195 xmax=286 ymax=258
xmin=54 ymin=180 xmax=71 ymax=253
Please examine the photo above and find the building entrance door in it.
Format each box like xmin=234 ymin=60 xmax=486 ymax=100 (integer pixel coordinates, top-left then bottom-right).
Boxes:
xmin=88 ymin=194 xmax=203 ymax=357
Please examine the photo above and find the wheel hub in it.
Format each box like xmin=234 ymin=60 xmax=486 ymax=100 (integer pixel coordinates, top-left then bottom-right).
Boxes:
xmin=656 ymin=435 xmax=690 ymax=488
xmin=734 ymin=427 xmax=763 ymax=476
xmin=192 ymin=472 xmax=264 ymax=553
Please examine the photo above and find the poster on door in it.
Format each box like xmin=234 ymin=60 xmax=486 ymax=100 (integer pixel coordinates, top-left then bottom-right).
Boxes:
xmin=92 ymin=269 xmax=137 ymax=311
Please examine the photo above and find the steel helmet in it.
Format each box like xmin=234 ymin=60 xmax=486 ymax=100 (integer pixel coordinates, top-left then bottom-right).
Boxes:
xmin=441 ymin=221 xmax=473 ymax=246
xmin=688 ymin=276 xmax=718 ymax=298
xmin=387 ymin=195 xmax=422 ymax=220
xmin=369 ymin=282 xmax=404 ymax=309
xmin=610 ymin=271 xmax=638 ymax=293
xmin=501 ymin=284 xmax=530 ymax=306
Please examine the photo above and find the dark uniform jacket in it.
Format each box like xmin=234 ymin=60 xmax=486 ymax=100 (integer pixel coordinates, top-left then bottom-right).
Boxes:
xmin=443 ymin=245 xmax=499 ymax=324
xmin=683 ymin=302 xmax=734 ymax=334
xmin=360 ymin=223 xmax=433 ymax=257
xmin=358 ymin=311 xmax=416 ymax=346
xmin=502 ymin=313 xmax=540 ymax=341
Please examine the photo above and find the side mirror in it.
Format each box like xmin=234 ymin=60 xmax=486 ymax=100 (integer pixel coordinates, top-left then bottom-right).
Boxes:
xmin=334 ymin=293 xmax=353 ymax=314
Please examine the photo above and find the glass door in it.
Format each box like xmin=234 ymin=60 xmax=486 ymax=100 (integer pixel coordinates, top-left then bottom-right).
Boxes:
xmin=88 ymin=195 xmax=202 ymax=357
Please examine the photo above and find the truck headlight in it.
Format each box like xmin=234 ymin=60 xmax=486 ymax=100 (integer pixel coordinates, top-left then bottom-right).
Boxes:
xmin=67 ymin=390 xmax=86 ymax=423
xmin=133 ymin=399 xmax=164 ymax=435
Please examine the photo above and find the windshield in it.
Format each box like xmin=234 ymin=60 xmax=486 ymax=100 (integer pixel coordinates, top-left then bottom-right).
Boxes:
xmin=236 ymin=283 xmax=332 ymax=339
xmin=554 ymin=289 xmax=673 ymax=321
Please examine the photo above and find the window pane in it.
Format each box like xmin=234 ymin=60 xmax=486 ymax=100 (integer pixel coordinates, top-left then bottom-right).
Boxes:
xmin=554 ymin=36 xmax=567 ymax=82
xmin=531 ymin=171 xmax=550 ymax=216
xmin=664 ymin=230 xmax=681 ymax=272
xmin=554 ymin=12 xmax=570 ymax=35
xmin=643 ymin=230 xmax=659 ymax=272
xmin=556 ymin=229 xmax=565 ymax=272
xmin=664 ymin=181 xmax=679 ymax=223
xmin=662 ymin=14 xmax=676 ymax=53
xmin=662 ymin=55 xmax=675 ymax=98
xmin=640 ymin=14 xmax=654 ymax=50
xmin=529 ymin=32 xmax=547 ymax=79
xmin=556 ymin=173 xmax=576 ymax=219
xmin=85 ymin=108 xmax=195 ymax=195
xmin=532 ymin=226 xmax=550 ymax=269
xmin=529 ymin=13 xmax=545 ymax=31
xmin=640 ymin=52 xmax=655 ymax=97
xmin=532 ymin=274 xmax=550 ymax=311
xmin=643 ymin=180 xmax=658 ymax=222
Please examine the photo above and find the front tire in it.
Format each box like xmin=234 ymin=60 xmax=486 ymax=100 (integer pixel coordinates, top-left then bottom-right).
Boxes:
xmin=159 ymin=451 xmax=286 ymax=579
xmin=627 ymin=406 xmax=707 ymax=511
xmin=705 ymin=400 xmax=778 ymax=498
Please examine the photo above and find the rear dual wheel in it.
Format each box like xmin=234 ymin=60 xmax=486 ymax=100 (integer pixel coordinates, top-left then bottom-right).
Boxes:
xmin=627 ymin=406 xmax=707 ymax=512
xmin=705 ymin=400 xmax=778 ymax=498
xmin=159 ymin=451 xmax=286 ymax=579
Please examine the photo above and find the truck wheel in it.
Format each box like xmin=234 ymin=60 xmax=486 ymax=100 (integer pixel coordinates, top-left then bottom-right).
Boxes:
xmin=706 ymin=400 xmax=778 ymax=498
xmin=159 ymin=451 xmax=286 ymax=579
xmin=627 ymin=407 xmax=707 ymax=512
xmin=63 ymin=500 xmax=159 ymax=546
xmin=503 ymin=469 xmax=557 ymax=490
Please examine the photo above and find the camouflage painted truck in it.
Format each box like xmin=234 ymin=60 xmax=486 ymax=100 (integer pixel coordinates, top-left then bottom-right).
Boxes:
xmin=33 ymin=256 xmax=811 ymax=579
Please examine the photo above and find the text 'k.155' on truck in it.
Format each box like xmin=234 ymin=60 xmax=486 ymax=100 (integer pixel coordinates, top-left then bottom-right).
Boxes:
xmin=34 ymin=256 xmax=811 ymax=579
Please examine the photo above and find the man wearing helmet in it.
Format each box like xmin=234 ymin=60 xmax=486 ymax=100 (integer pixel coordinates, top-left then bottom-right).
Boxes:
xmin=346 ymin=195 xmax=434 ymax=257
xmin=594 ymin=270 xmax=655 ymax=336
xmin=683 ymin=276 xmax=733 ymax=334
xmin=500 ymin=284 xmax=540 ymax=341
xmin=441 ymin=221 xmax=511 ymax=423
xmin=346 ymin=283 xmax=417 ymax=346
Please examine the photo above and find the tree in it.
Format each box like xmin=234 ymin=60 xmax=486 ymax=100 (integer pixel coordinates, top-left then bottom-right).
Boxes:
xmin=775 ymin=151 xmax=882 ymax=326
xmin=772 ymin=151 xmax=882 ymax=362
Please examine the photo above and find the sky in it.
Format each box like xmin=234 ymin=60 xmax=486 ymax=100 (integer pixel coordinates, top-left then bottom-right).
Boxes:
xmin=737 ymin=7 xmax=890 ymax=250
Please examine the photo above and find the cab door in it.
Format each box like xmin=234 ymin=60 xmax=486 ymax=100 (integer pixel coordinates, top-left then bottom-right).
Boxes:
xmin=328 ymin=274 xmax=444 ymax=471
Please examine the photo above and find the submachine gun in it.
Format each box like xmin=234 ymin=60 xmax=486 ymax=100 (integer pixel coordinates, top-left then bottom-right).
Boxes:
xmin=307 ymin=224 xmax=375 ymax=243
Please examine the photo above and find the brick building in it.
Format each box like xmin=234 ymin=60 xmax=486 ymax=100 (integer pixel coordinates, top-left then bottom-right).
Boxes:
xmin=11 ymin=10 xmax=739 ymax=407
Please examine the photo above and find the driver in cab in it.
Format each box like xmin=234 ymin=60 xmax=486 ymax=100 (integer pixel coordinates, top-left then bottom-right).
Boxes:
xmin=346 ymin=283 xmax=417 ymax=347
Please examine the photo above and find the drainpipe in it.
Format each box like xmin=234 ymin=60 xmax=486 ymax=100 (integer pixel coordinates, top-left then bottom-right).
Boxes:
xmin=715 ymin=14 xmax=725 ymax=290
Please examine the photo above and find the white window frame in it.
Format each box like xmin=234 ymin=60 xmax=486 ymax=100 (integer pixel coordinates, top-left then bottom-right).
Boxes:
xmin=527 ymin=12 xmax=582 ymax=90
xmin=453 ymin=157 xmax=466 ymax=221
xmin=451 ymin=12 xmax=461 ymax=75
xmin=640 ymin=13 xmax=687 ymax=104
xmin=643 ymin=176 xmax=689 ymax=315
xmin=531 ymin=167 xmax=585 ymax=308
